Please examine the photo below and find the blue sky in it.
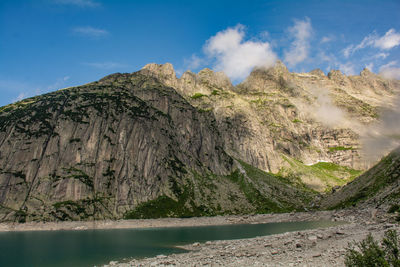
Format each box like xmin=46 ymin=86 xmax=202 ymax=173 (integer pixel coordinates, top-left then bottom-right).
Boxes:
xmin=1 ymin=0 xmax=400 ymax=106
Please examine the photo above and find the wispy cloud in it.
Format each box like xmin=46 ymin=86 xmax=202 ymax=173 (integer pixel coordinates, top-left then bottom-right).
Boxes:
xmin=203 ymin=24 xmax=277 ymax=81
xmin=320 ymin=35 xmax=334 ymax=44
xmin=310 ymin=87 xmax=346 ymax=128
xmin=183 ymin=54 xmax=206 ymax=71
xmin=339 ymin=62 xmax=356 ymax=75
xmin=343 ymin=28 xmax=400 ymax=58
xmin=46 ymin=76 xmax=70 ymax=91
xmin=374 ymin=29 xmax=400 ymax=50
xmin=362 ymin=93 xmax=400 ymax=161
xmin=72 ymin=26 xmax=109 ymax=38
xmin=83 ymin=62 xmax=129 ymax=69
xmin=52 ymin=0 xmax=101 ymax=8
xmin=13 ymin=92 xmax=28 ymax=102
xmin=0 ymin=76 xmax=71 ymax=105
xmin=283 ymin=17 xmax=313 ymax=67
xmin=366 ymin=63 xmax=374 ymax=72
xmin=379 ymin=61 xmax=400 ymax=80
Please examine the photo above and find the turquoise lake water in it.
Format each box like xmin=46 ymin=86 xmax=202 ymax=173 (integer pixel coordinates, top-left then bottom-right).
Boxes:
xmin=0 ymin=220 xmax=345 ymax=267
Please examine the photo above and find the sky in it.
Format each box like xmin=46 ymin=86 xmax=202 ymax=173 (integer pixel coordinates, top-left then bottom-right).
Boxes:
xmin=0 ymin=0 xmax=400 ymax=106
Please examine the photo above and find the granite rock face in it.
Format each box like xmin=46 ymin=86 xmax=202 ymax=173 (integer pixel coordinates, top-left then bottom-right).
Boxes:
xmin=0 ymin=71 xmax=310 ymax=222
xmin=0 ymin=62 xmax=398 ymax=222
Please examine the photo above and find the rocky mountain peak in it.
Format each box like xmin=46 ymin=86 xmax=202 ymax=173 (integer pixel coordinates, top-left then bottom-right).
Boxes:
xmin=327 ymin=69 xmax=350 ymax=86
xmin=309 ymin=69 xmax=326 ymax=77
xmin=142 ymin=62 xmax=175 ymax=76
xmin=141 ymin=63 xmax=177 ymax=82
xmin=197 ymin=68 xmax=233 ymax=90
xmin=360 ymin=67 xmax=373 ymax=77
xmin=272 ymin=60 xmax=289 ymax=74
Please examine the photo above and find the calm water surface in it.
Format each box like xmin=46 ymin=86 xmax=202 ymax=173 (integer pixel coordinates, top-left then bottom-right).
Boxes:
xmin=0 ymin=220 xmax=345 ymax=267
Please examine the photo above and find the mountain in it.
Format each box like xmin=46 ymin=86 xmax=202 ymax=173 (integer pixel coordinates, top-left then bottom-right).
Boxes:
xmin=320 ymin=146 xmax=400 ymax=209
xmin=0 ymin=62 xmax=398 ymax=222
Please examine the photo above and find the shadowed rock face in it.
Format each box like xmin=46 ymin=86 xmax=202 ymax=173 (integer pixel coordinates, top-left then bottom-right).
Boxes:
xmin=0 ymin=73 xmax=236 ymax=221
xmin=0 ymin=62 xmax=398 ymax=222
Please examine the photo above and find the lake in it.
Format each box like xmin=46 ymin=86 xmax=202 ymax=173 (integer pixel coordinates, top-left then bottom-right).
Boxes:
xmin=0 ymin=220 xmax=345 ymax=267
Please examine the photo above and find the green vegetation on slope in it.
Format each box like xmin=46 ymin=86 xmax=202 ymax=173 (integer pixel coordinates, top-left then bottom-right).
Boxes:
xmin=328 ymin=146 xmax=353 ymax=152
xmin=124 ymin=159 xmax=315 ymax=219
xmin=229 ymin=159 xmax=314 ymax=213
xmin=279 ymin=155 xmax=362 ymax=192
xmin=321 ymin=147 xmax=400 ymax=209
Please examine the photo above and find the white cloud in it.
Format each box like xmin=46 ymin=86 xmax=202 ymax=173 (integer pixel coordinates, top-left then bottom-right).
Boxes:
xmin=183 ymin=54 xmax=205 ymax=70
xmin=283 ymin=17 xmax=313 ymax=67
xmin=361 ymin=93 xmax=400 ymax=161
xmin=373 ymin=52 xmax=389 ymax=60
xmin=52 ymin=0 xmax=100 ymax=7
xmin=309 ymin=87 xmax=346 ymax=128
xmin=379 ymin=61 xmax=400 ymax=79
xmin=83 ymin=62 xmax=128 ymax=69
xmin=343 ymin=28 xmax=400 ymax=57
xmin=374 ymin=29 xmax=400 ymax=50
xmin=203 ymin=24 xmax=277 ymax=81
xmin=342 ymin=45 xmax=354 ymax=58
xmin=72 ymin=26 xmax=108 ymax=38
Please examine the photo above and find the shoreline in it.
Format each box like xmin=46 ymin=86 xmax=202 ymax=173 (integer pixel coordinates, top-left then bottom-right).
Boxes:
xmin=111 ymin=207 xmax=399 ymax=267
xmin=0 ymin=210 xmax=337 ymax=232
xmin=1 ymin=208 xmax=398 ymax=266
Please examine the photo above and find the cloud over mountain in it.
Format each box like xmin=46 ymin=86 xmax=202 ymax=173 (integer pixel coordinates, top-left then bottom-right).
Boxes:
xmin=203 ymin=24 xmax=277 ymax=81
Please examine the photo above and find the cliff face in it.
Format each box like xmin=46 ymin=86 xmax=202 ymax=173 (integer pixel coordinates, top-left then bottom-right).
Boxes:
xmin=0 ymin=71 xmax=311 ymax=222
xmin=0 ymin=62 xmax=398 ymax=222
xmin=143 ymin=62 xmax=398 ymax=190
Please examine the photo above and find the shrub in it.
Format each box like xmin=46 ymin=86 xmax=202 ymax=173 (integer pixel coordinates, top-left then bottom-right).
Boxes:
xmin=344 ymin=230 xmax=400 ymax=267
xmin=211 ymin=90 xmax=219 ymax=96
xmin=191 ymin=93 xmax=206 ymax=99
xmin=389 ymin=204 xmax=400 ymax=214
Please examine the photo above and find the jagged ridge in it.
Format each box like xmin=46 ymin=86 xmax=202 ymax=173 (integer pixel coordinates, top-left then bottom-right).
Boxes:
xmin=0 ymin=61 xmax=399 ymax=222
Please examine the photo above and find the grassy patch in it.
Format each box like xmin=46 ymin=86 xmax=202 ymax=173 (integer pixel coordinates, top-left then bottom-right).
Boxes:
xmin=191 ymin=93 xmax=206 ymax=99
xmin=280 ymin=155 xmax=362 ymax=192
xmin=328 ymin=146 xmax=353 ymax=152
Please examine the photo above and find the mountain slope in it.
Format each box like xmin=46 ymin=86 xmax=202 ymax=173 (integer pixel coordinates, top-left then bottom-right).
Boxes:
xmin=320 ymin=146 xmax=400 ymax=209
xmin=0 ymin=62 xmax=398 ymax=222
xmin=143 ymin=62 xmax=398 ymax=188
xmin=0 ymin=71 xmax=311 ymax=222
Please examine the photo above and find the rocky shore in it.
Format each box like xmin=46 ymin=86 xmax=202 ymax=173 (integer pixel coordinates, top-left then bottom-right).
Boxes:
xmin=0 ymin=210 xmax=336 ymax=232
xmin=107 ymin=208 xmax=398 ymax=267
xmin=1 ymin=208 xmax=398 ymax=266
